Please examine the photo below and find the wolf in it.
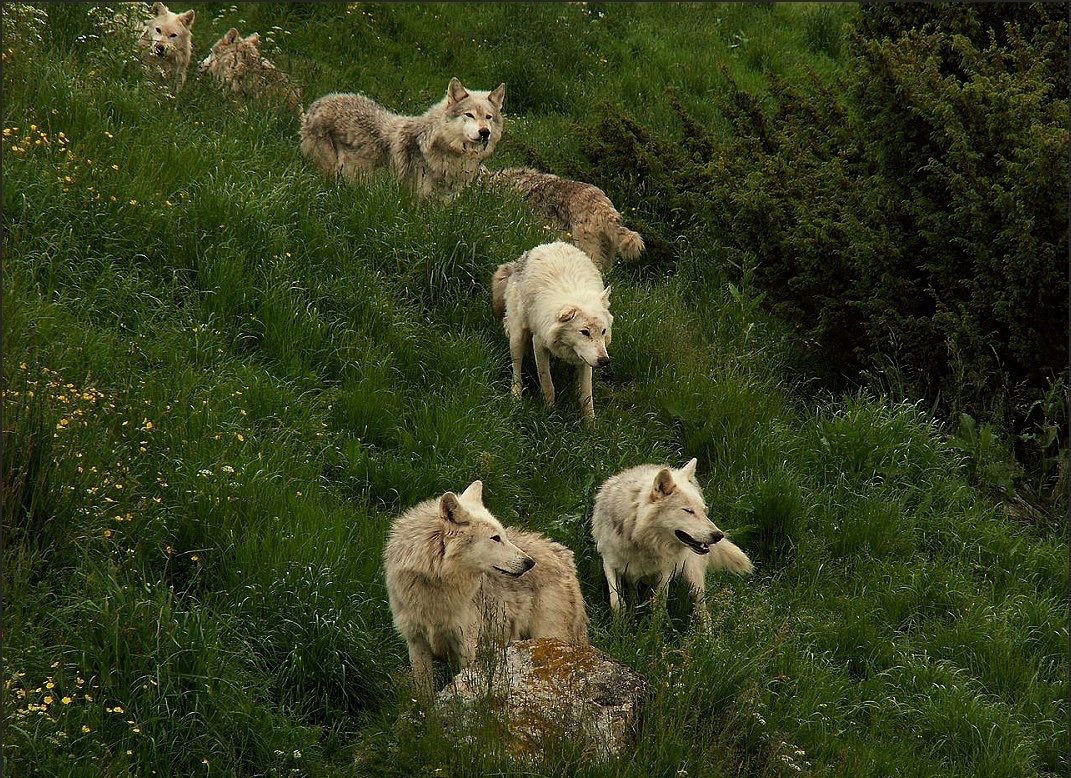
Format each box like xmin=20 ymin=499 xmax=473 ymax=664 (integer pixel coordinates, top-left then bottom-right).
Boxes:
xmin=591 ymin=458 xmax=753 ymax=630
xmin=493 ymin=241 xmax=612 ymax=423
xmin=383 ymin=480 xmax=589 ymax=689
xmin=137 ymin=2 xmax=195 ymax=93
xmin=198 ymin=28 xmax=303 ymax=111
xmin=485 ymin=167 xmax=644 ymax=271
xmin=300 ymin=78 xmax=505 ymax=198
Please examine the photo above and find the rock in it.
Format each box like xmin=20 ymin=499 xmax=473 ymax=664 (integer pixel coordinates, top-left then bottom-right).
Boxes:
xmin=436 ymin=638 xmax=647 ymax=762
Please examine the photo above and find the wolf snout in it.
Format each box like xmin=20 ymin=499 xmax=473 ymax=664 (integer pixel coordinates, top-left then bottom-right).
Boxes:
xmin=478 ymin=127 xmax=490 ymax=139
xmin=522 ymin=556 xmax=535 ymax=572
xmin=155 ymin=45 xmax=167 ymax=57
xmin=597 ymin=355 xmax=610 ymax=367
xmin=709 ymin=530 xmax=725 ymax=544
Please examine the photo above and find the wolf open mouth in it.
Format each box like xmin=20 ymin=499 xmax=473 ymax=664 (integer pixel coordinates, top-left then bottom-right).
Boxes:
xmin=493 ymin=565 xmax=526 ymax=577
xmin=675 ymin=530 xmax=711 ymax=555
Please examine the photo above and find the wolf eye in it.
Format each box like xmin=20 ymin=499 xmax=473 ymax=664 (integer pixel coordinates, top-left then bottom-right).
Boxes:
xmin=486 ymin=114 xmax=493 ymax=120
xmin=490 ymin=534 xmax=501 ymax=543
xmin=682 ymin=508 xmax=696 ymax=515
xmin=155 ymin=27 xmax=161 ymax=33
xmin=464 ymin=112 xmax=475 ymax=119
xmin=580 ymin=329 xmax=590 ymax=337
xmin=169 ymin=32 xmax=177 ymax=38
xmin=602 ymin=328 xmax=607 ymax=335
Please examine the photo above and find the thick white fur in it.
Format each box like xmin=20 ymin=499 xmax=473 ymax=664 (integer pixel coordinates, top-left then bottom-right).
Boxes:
xmin=591 ymin=459 xmax=753 ymax=630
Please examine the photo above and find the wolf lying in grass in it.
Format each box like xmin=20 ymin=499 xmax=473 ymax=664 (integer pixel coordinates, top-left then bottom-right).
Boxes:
xmin=485 ymin=167 xmax=644 ymax=270
xmin=199 ymin=28 xmax=302 ymax=111
xmin=384 ymin=481 xmax=589 ymax=689
xmin=592 ymin=458 xmax=753 ymax=630
xmin=300 ymin=77 xmax=505 ymax=198
xmin=493 ymin=241 xmax=613 ymax=424
xmin=137 ymin=2 xmax=195 ymax=93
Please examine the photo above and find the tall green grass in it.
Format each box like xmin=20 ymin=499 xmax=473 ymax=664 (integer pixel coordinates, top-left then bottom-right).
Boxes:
xmin=4 ymin=4 xmax=1066 ymax=776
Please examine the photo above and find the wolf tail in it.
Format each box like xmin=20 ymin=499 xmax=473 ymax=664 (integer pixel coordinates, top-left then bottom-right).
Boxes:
xmin=491 ymin=262 xmax=515 ymax=319
xmin=614 ymin=226 xmax=645 ymax=262
xmin=707 ymin=539 xmax=754 ymax=575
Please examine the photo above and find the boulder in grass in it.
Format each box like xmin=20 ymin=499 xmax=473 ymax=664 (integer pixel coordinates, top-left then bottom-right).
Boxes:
xmin=436 ymin=638 xmax=647 ymax=762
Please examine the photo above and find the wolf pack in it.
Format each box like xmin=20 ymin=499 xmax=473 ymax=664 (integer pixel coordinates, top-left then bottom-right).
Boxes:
xmin=139 ymin=4 xmax=755 ymax=693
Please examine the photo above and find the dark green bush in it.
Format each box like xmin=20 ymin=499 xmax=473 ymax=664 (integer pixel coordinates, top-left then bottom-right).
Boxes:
xmin=579 ymin=3 xmax=1068 ymax=488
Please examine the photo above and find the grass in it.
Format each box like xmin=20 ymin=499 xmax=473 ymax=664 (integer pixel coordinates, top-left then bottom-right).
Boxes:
xmin=3 ymin=3 xmax=1067 ymax=777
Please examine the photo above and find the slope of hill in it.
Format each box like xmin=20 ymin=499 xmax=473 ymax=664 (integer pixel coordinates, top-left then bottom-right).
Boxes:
xmin=4 ymin=4 xmax=1066 ymax=776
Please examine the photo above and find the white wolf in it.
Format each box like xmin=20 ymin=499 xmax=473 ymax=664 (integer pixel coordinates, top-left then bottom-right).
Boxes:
xmin=383 ymin=480 xmax=589 ymax=689
xmin=137 ymin=2 xmax=196 ymax=93
xmin=299 ymin=78 xmax=505 ymax=198
xmin=492 ymin=241 xmax=613 ymax=423
xmin=591 ymin=458 xmax=753 ymax=630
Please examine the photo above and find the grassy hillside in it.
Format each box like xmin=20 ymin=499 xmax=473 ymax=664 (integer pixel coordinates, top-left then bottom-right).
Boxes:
xmin=4 ymin=3 xmax=1066 ymax=776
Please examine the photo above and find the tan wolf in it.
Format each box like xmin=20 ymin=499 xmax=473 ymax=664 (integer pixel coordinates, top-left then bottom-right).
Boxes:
xmin=198 ymin=28 xmax=302 ymax=111
xmin=492 ymin=241 xmax=613 ymax=423
xmin=383 ymin=480 xmax=589 ymax=689
xmin=486 ymin=167 xmax=644 ymax=270
xmin=300 ymin=78 xmax=505 ymax=198
xmin=137 ymin=2 xmax=195 ymax=93
xmin=591 ymin=458 xmax=753 ymax=630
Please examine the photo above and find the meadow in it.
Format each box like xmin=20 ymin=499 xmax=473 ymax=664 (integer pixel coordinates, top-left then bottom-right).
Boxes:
xmin=3 ymin=3 xmax=1067 ymax=776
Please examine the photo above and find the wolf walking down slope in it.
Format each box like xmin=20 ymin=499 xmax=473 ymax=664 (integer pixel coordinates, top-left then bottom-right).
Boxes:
xmin=300 ymin=77 xmax=505 ymax=198
xmin=486 ymin=167 xmax=644 ymax=270
xmin=383 ymin=480 xmax=589 ymax=690
xmin=591 ymin=459 xmax=753 ymax=630
xmin=493 ymin=242 xmax=614 ymax=424
xmin=137 ymin=2 xmax=196 ymax=93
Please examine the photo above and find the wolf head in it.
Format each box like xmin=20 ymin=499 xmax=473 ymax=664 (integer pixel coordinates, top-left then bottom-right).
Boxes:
xmin=553 ymin=286 xmax=613 ymax=368
xmin=645 ymin=458 xmax=726 ymax=555
xmin=199 ymin=28 xmax=258 ymax=79
xmin=439 ymin=481 xmax=534 ymax=577
xmin=439 ymin=77 xmax=506 ymax=158
xmin=144 ymin=3 xmax=194 ymax=59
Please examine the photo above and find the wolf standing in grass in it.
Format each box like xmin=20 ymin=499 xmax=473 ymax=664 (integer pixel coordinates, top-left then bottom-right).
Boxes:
xmin=493 ymin=241 xmax=613 ymax=423
xmin=486 ymin=167 xmax=644 ymax=270
xmin=300 ymin=78 xmax=505 ymax=198
xmin=137 ymin=2 xmax=195 ymax=93
xmin=384 ymin=481 xmax=589 ymax=689
xmin=592 ymin=459 xmax=753 ymax=630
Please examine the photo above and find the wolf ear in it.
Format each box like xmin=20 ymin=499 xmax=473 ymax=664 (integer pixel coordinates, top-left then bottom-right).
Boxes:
xmin=223 ymin=27 xmax=239 ymax=44
xmin=460 ymin=480 xmax=484 ymax=504
xmin=152 ymin=2 xmax=169 ymax=15
xmin=680 ymin=457 xmax=698 ymax=480
xmin=178 ymin=9 xmax=195 ymax=27
xmin=243 ymin=32 xmax=260 ymax=46
xmin=447 ymin=77 xmax=469 ymax=104
xmin=601 ymin=286 xmax=612 ymax=306
xmin=488 ymin=83 xmax=506 ymax=110
xmin=439 ymin=492 xmax=468 ymax=525
xmin=652 ymin=468 xmax=676 ymax=499
xmin=557 ymin=305 xmax=578 ymax=323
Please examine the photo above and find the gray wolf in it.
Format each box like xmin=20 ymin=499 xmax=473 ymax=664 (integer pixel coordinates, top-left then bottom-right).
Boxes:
xmin=493 ymin=241 xmax=613 ymax=423
xmin=591 ymin=458 xmax=753 ymax=630
xmin=137 ymin=2 xmax=195 ymax=92
xmin=198 ymin=28 xmax=303 ymax=111
xmin=300 ymin=78 xmax=505 ymax=198
xmin=486 ymin=167 xmax=644 ymax=270
xmin=383 ymin=480 xmax=589 ymax=689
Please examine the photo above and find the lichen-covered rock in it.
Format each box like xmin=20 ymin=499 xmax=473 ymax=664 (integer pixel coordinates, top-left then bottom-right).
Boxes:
xmin=436 ymin=638 xmax=647 ymax=761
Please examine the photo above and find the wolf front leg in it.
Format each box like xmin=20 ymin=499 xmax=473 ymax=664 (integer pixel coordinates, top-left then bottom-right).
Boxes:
xmin=407 ymin=638 xmax=436 ymax=694
xmin=602 ymin=559 xmax=623 ymax=612
xmin=683 ymin=559 xmax=713 ymax=632
xmin=532 ymin=337 xmax=556 ymax=407
xmin=508 ymin=322 xmax=527 ymax=398
xmin=578 ymin=362 xmax=595 ymax=424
